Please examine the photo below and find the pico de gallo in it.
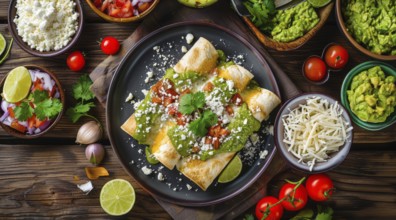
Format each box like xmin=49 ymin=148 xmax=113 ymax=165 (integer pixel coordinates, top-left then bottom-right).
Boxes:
xmin=93 ymin=0 xmax=154 ymax=18
xmin=0 ymin=69 xmax=63 ymax=135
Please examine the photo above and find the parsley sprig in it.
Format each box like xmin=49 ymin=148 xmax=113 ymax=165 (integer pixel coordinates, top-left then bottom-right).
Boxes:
xmin=14 ymin=90 xmax=62 ymax=121
xmin=189 ymin=110 xmax=218 ymax=137
xmin=66 ymin=75 xmax=98 ymax=123
xmin=178 ymin=92 xmax=205 ymax=115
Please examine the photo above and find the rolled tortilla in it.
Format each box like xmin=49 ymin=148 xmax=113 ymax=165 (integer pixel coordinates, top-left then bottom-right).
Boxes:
xmin=218 ymin=64 xmax=254 ymax=91
xmin=121 ymin=114 xmax=137 ymax=137
xmin=151 ymin=122 xmax=181 ymax=170
xmin=174 ymin=37 xmax=218 ymax=75
xmin=242 ymin=88 xmax=281 ymax=122
xmin=176 ymin=152 xmax=235 ymax=191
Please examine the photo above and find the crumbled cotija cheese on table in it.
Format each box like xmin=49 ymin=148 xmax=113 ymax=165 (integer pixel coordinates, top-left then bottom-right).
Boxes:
xmin=14 ymin=0 xmax=79 ymax=52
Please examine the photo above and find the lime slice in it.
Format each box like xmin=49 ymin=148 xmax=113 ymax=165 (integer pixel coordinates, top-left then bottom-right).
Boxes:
xmin=0 ymin=34 xmax=6 ymax=56
xmin=178 ymin=0 xmax=218 ymax=8
xmin=308 ymin=0 xmax=332 ymax=8
xmin=218 ymin=155 xmax=243 ymax=183
xmin=100 ymin=179 xmax=135 ymax=216
xmin=3 ymin=66 xmax=32 ymax=103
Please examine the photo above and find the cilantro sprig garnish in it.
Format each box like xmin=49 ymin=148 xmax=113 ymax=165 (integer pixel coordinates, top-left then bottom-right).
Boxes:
xmin=189 ymin=110 xmax=218 ymax=137
xmin=14 ymin=89 xmax=62 ymax=121
xmin=179 ymin=92 xmax=205 ymax=115
xmin=66 ymin=75 xmax=98 ymax=123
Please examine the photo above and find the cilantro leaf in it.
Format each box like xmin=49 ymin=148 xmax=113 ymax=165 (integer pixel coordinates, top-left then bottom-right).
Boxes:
xmin=72 ymin=75 xmax=95 ymax=101
xmin=315 ymin=205 xmax=333 ymax=220
xmin=14 ymin=102 xmax=34 ymax=121
xmin=179 ymin=92 xmax=205 ymax=115
xmin=34 ymin=98 xmax=63 ymax=120
xmin=243 ymin=214 xmax=255 ymax=220
xmin=32 ymin=90 xmax=49 ymax=104
xmin=66 ymin=102 xmax=95 ymax=123
xmin=189 ymin=110 xmax=218 ymax=137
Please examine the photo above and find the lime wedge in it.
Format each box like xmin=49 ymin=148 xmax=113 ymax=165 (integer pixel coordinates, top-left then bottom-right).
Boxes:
xmin=218 ymin=155 xmax=242 ymax=183
xmin=3 ymin=66 xmax=32 ymax=103
xmin=0 ymin=34 xmax=6 ymax=56
xmin=100 ymin=179 xmax=135 ymax=216
xmin=308 ymin=0 xmax=332 ymax=8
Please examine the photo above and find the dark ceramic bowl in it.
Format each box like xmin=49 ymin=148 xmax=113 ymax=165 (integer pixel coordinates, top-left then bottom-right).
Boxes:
xmin=274 ymin=93 xmax=353 ymax=173
xmin=340 ymin=61 xmax=396 ymax=131
xmin=335 ymin=0 xmax=396 ymax=61
xmin=8 ymin=0 xmax=84 ymax=57
xmin=85 ymin=0 xmax=159 ymax=23
xmin=0 ymin=65 xmax=65 ymax=139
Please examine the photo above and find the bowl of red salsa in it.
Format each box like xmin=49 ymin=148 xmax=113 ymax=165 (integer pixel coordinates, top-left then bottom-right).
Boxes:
xmin=86 ymin=0 xmax=159 ymax=23
xmin=0 ymin=65 xmax=65 ymax=139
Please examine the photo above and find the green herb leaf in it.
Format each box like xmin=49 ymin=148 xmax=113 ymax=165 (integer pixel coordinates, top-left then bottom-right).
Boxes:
xmin=32 ymin=90 xmax=49 ymax=104
xmin=244 ymin=0 xmax=276 ymax=33
xmin=290 ymin=208 xmax=314 ymax=220
xmin=189 ymin=110 xmax=218 ymax=137
xmin=179 ymin=92 xmax=205 ymax=115
xmin=34 ymin=98 xmax=63 ymax=120
xmin=72 ymin=74 xmax=95 ymax=101
xmin=315 ymin=205 xmax=333 ymax=220
xmin=243 ymin=214 xmax=255 ymax=220
xmin=14 ymin=102 xmax=34 ymax=121
xmin=66 ymin=102 xmax=95 ymax=123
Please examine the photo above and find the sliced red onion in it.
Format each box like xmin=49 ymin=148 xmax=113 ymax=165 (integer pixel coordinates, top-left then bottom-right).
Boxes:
xmin=27 ymin=127 xmax=35 ymax=135
xmin=34 ymin=128 xmax=41 ymax=134
xmin=38 ymin=120 xmax=52 ymax=131
xmin=1 ymin=100 xmax=8 ymax=113
xmin=140 ymin=0 xmax=153 ymax=2
xmin=35 ymin=72 xmax=52 ymax=91
xmin=132 ymin=0 xmax=139 ymax=6
xmin=28 ymin=69 xmax=36 ymax=81
xmin=6 ymin=116 xmax=13 ymax=123
xmin=54 ymin=92 xmax=60 ymax=99
xmin=3 ymin=120 xmax=11 ymax=126
xmin=0 ymin=111 xmax=9 ymax=122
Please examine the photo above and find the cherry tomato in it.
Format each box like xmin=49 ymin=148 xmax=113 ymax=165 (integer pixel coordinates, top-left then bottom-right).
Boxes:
xmin=66 ymin=51 xmax=85 ymax=72
xmin=306 ymin=174 xmax=335 ymax=201
xmin=279 ymin=182 xmax=308 ymax=211
xmin=255 ymin=196 xmax=283 ymax=220
xmin=100 ymin=36 xmax=120 ymax=55
xmin=303 ymin=56 xmax=327 ymax=82
xmin=324 ymin=44 xmax=349 ymax=69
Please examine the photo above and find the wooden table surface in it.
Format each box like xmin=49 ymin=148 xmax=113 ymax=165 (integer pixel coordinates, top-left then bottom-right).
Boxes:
xmin=0 ymin=0 xmax=395 ymax=219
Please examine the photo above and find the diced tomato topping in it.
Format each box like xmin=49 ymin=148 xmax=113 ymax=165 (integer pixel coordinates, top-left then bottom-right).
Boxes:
xmin=212 ymin=138 xmax=220 ymax=149
xmin=191 ymin=146 xmax=200 ymax=153
xmin=226 ymin=105 xmax=234 ymax=115
xmin=35 ymin=117 xmax=47 ymax=128
xmin=180 ymin=88 xmax=191 ymax=95
xmin=29 ymin=102 xmax=35 ymax=108
xmin=94 ymin=0 xmax=102 ymax=7
xmin=167 ymin=106 xmax=177 ymax=116
xmin=219 ymin=128 xmax=230 ymax=136
xmin=176 ymin=112 xmax=186 ymax=126
xmin=115 ymin=0 xmax=126 ymax=7
xmin=231 ymin=93 xmax=243 ymax=106
xmin=11 ymin=120 xmax=26 ymax=133
xmin=49 ymin=86 xmax=57 ymax=97
xmin=203 ymin=82 xmax=214 ymax=92
xmin=101 ymin=0 xmax=109 ymax=11
xmin=7 ymin=107 xmax=15 ymax=118
xmin=28 ymin=114 xmax=36 ymax=128
xmin=208 ymin=125 xmax=221 ymax=137
xmin=33 ymin=78 xmax=44 ymax=91
xmin=138 ymin=2 xmax=151 ymax=13
xmin=205 ymin=136 xmax=212 ymax=144
xmin=151 ymin=96 xmax=162 ymax=104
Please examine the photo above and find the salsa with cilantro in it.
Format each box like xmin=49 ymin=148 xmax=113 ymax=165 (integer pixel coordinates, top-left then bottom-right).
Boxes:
xmin=0 ymin=69 xmax=63 ymax=135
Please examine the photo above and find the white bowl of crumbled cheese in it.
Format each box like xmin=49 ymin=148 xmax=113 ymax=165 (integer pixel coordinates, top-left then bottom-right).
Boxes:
xmin=8 ymin=0 xmax=84 ymax=57
xmin=274 ymin=93 xmax=353 ymax=173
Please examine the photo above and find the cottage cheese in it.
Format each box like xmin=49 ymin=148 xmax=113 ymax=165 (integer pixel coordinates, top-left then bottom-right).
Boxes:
xmin=14 ymin=0 xmax=79 ymax=52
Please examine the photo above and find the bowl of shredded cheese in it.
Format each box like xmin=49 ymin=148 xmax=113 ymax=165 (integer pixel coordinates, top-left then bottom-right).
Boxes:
xmin=274 ymin=93 xmax=353 ymax=173
xmin=8 ymin=0 xmax=84 ymax=57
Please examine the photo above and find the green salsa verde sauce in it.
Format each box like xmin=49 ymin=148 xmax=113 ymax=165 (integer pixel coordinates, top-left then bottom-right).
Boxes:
xmin=347 ymin=66 xmax=396 ymax=123
xmin=163 ymin=68 xmax=202 ymax=89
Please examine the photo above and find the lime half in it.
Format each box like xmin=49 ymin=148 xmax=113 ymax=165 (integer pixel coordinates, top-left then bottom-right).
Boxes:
xmin=0 ymin=34 xmax=6 ymax=56
xmin=218 ymin=155 xmax=243 ymax=183
xmin=308 ymin=0 xmax=332 ymax=8
xmin=100 ymin=179 xmax=135 ymax=216
xmin=3 ymin=66 xmax=32 ymax=103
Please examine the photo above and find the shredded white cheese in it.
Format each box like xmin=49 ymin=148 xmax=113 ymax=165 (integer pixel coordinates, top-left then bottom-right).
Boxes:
xmin=282 ymin=97 xmax=353 ymax=171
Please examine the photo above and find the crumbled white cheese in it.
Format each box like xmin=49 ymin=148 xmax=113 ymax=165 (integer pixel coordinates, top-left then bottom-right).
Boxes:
xmin=144 ymin=71 xmax=154 ymax=83
xmin=77 ymin=181 xmax=93 ymax=195
xmin=14 ymin=0 xmax=79 ymax=52
xmin=186 ymin=184 xmax=192 ymax=190
xmin=181 ymin=46 xmax=188 ymax=53
xmin=142 ymin=89 xmax=149 ymax=96
xmin=157 ymin=172 xmax=164 ymax=181
xmin=186 ymin=33 xmax=194 ymax=44
xmin=125 ymin=92 xmax=134 ymax=102
xmin=259 ymin=150 xmax=268 ymax=159
xmin=141 ymin=166 xmax=152 ymax=175
xmin=173 ymin=73 xmax=179 ymax=79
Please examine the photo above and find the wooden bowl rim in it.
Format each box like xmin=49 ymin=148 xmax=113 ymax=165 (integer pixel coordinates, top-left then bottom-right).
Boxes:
xmin=7 ymin=0 xmax=84 ymax=57
xmin=0 ymin=65 xmax=65 ymax=139
xmin=243 ymin=2 xmax=334 ymax=51
xmin=85 ymin=0 xmax=160 ymax=23
xmin=335 ymin=0 xmax=396 ymax=61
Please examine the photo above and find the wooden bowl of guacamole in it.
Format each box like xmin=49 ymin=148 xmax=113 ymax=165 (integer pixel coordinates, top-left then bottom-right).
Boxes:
xmin=341 ymin=61 xmax=396 ymax=131
xmin=336 ymin=0 xmax=396 ymax=61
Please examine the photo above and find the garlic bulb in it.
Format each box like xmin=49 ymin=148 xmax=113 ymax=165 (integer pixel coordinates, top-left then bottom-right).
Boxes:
xmin=76 ymin=121 xmax=102 ymax=144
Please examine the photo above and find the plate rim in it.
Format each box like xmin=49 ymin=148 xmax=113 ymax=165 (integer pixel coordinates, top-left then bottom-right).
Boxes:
xmin=106 ymin=21 xmax=281 ymax=206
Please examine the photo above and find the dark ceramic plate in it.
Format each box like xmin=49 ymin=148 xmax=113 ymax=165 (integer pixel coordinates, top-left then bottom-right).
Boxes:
xmin=106 ymin=22 xmax=280 ymax=206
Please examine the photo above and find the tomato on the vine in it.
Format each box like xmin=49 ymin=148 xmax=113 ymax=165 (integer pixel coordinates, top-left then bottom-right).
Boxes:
xmin=278 ymin=182 xmax=308 ymax=211
xmin=306 ymin=174 xmax=334 ymax=201
xmin=100 ymin=36 xmax=120 ymax=55
xmin=66 ymin=51 xmax=85 ymax=72
xmin=303 ymin=56 xmax=327 ymax=82
xmin=255 ymin=196 xmax=283 ymax=220
xmin=324 ymin=44 xmax=349 ymax=69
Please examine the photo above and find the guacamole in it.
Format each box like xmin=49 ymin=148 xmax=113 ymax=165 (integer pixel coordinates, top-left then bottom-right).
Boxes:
xmin=271 ymin=2 xmax=320 ymax=42
xmin=178 ymin=0 xmax=217 ymax=8
xmin=347 ymin=66 xmax=396 ymax=123
xmin=342 ymin=0 xmax=396 ymax=55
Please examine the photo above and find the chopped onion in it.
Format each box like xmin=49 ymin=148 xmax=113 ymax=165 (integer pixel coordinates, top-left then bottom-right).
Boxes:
xmin=38 ymin=120 xmax=52 ymax=131
xmin=132 ymin=0 xmax=139 ymax=6
xmin=0 ymin=111 xmax=9 ymax=122
xmin=1 ymin=100 xmax=8 ymax=113
xmin=77 ymin=181 xmax=94 ymax=195
xmin=35 ymin=72 xmax=53 ymax=91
